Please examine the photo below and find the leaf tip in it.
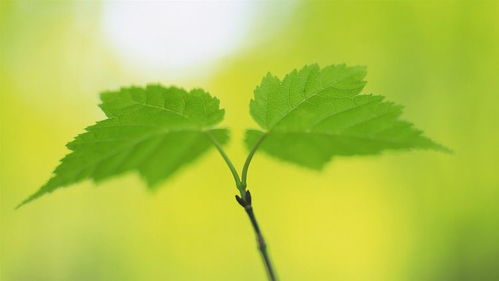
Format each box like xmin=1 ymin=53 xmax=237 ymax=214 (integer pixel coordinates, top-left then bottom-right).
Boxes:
xmin=433 ymin=143 xmax=454 ymax=154
xmin=14 ymin=189 xmax=44 ymax=210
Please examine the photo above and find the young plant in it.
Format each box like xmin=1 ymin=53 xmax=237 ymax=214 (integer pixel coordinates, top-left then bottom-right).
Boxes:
xmin=18 ymin=64 xmax=448 ymax=281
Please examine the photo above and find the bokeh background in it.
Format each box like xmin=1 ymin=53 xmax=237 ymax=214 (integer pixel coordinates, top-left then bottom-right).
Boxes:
xmin=1 ymin=1 xmax=498 ymax=281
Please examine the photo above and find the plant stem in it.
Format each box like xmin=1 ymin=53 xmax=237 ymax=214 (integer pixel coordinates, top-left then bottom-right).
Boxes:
xmin=236 ymin=191 xmax=278 ymax=281
xmin=241 ymin=133 xmax=267 ymax=186
xmin=205 ymin=132 xmax=244 ymax=195
xmin=207 ymin=132 xmax=277 ymax=280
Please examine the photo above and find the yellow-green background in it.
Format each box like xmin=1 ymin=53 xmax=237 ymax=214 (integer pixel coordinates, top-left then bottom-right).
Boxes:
xmin=1 ymin=1 xmax=498 ymax=281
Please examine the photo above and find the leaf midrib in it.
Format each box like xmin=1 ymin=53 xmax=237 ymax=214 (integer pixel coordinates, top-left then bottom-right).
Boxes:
xmin=263 ymin=130 xmax=417 ymax=146
xmin=63 ymin=128 xmax=219 ymax=182
xmin=267 ymin=77 xmax=364 ymax=131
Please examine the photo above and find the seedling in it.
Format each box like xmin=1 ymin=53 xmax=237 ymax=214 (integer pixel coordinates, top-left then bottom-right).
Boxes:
xmin=18 ymin=64 xmax=448 ymax=281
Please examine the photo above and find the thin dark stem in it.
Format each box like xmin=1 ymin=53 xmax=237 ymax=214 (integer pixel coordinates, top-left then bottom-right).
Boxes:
xmin=236 ymin=191 xmax=278 ymax=281
xmin=208 ymin=134 xmax=277 ymax=280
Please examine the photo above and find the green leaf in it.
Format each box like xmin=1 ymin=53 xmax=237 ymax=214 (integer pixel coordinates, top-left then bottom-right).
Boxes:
xmin=246 ymin=64 xmax=448 ymax=169
xmin=18 ymin=85 xmax=228 ymax=208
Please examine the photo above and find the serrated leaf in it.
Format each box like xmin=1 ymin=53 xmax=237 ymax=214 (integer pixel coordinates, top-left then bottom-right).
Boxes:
xmin=246 ymin=64 xmax=447 ymax=169
xmin=18 ymin=85 xmax=228 ymax=208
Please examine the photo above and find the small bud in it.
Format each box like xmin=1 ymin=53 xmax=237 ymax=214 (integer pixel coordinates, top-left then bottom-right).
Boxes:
xmin=245 ymin=190 xmax=252 ymax=204
xmin=235 ymin=195 xmax=246 ymax=207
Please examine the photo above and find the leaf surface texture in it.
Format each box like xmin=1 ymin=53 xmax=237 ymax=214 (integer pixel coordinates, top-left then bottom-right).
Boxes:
xmin=20 ymin=85 xmax=228 ymax=207
xmin=246 ymin=64 xmax=446 ymax=169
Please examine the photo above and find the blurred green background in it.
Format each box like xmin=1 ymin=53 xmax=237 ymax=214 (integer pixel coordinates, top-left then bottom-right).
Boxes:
xmin=1 ymin=1 xmax=498 ymax=281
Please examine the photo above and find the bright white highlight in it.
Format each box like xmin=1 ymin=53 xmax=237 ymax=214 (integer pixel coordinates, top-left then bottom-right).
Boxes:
xmin=101 ymin=0 xmax=257 ymax=75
